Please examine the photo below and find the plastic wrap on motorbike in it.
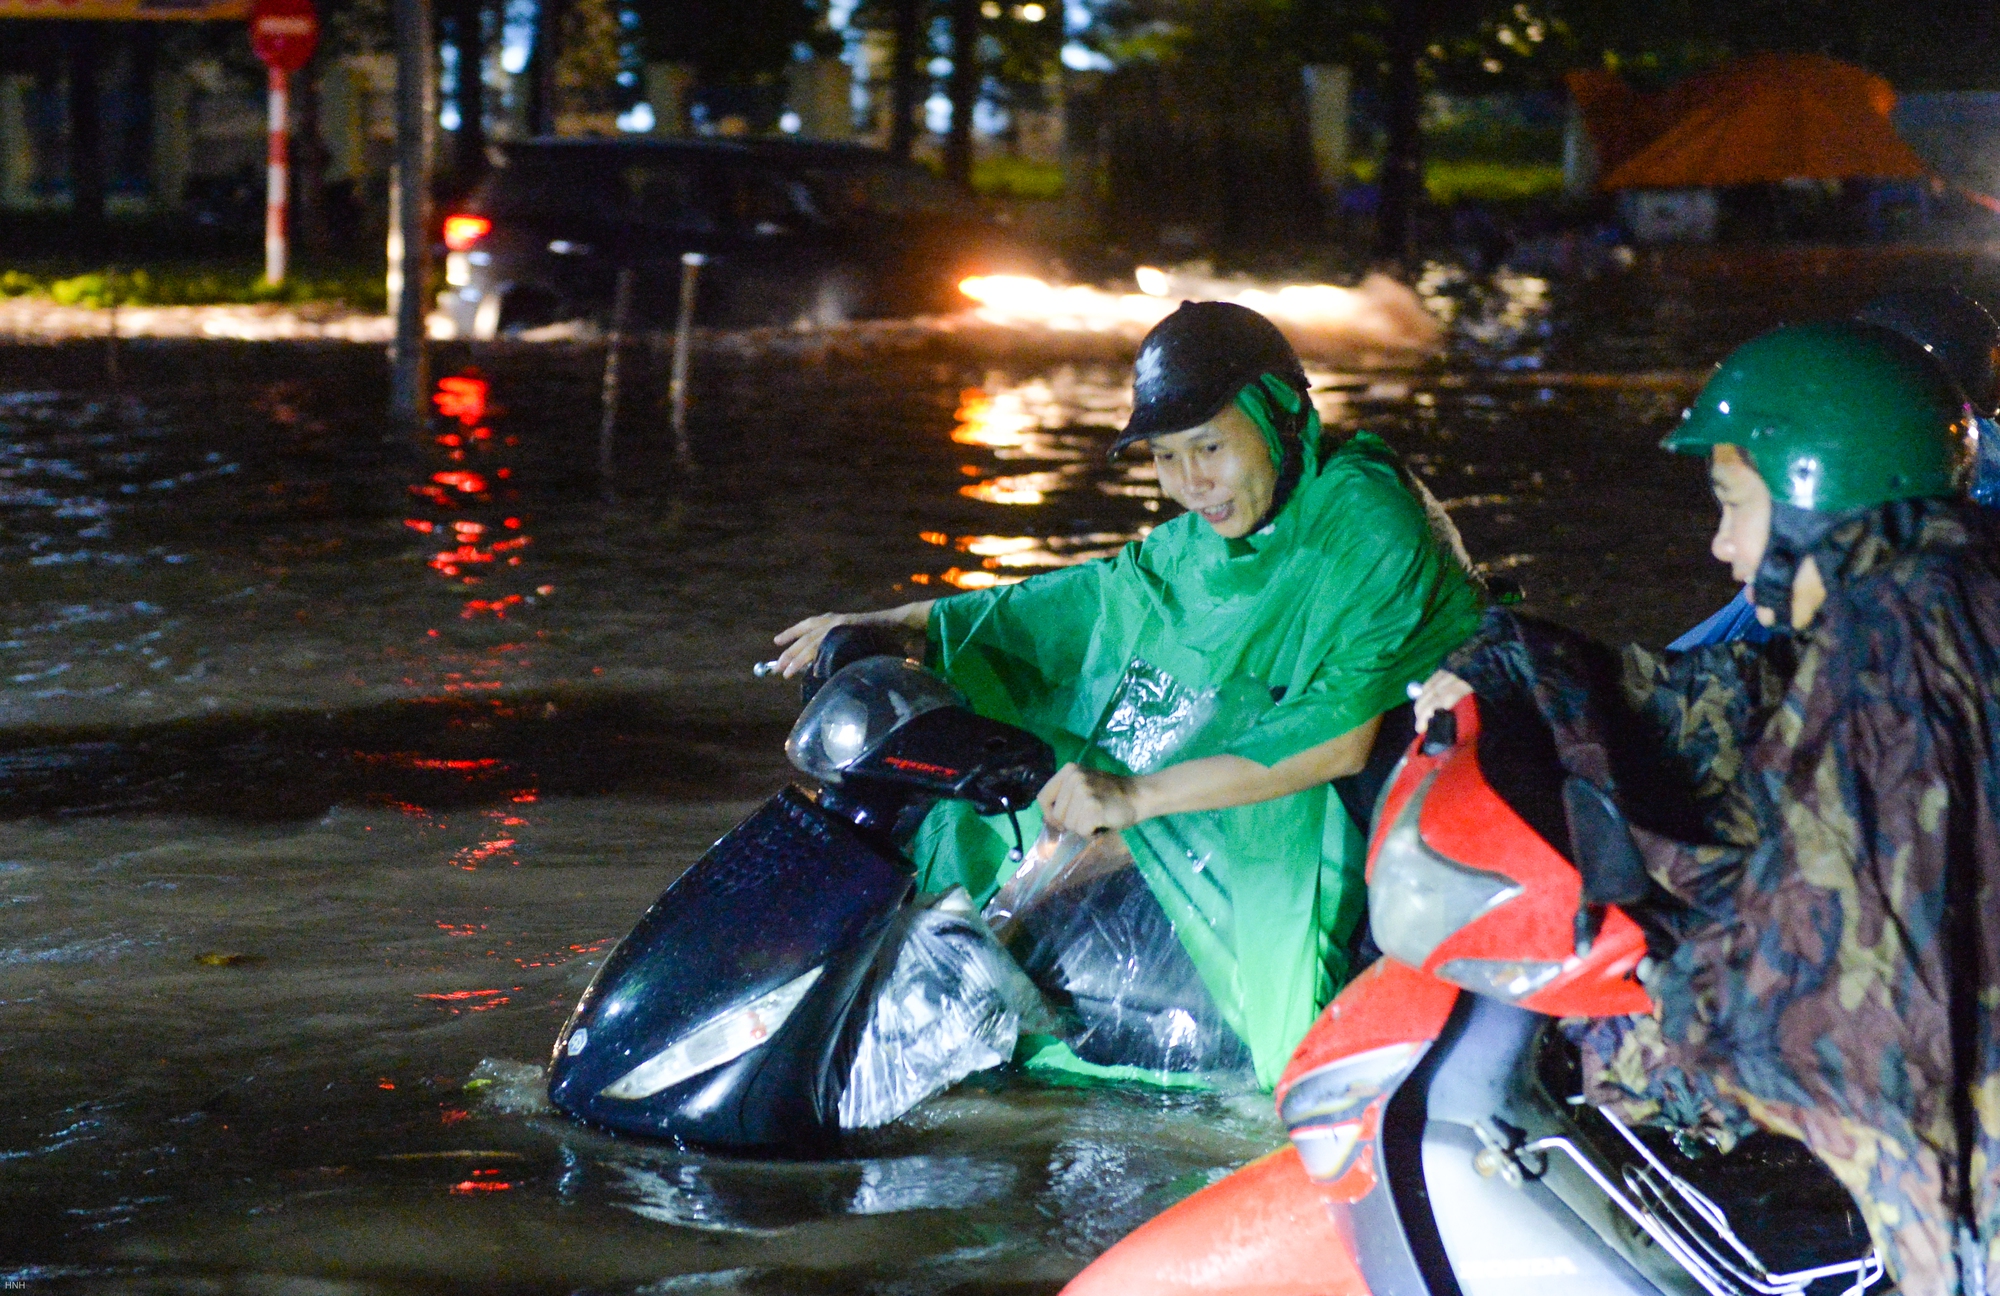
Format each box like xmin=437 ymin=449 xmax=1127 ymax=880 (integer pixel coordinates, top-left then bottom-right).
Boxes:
xmin=548 ymin=787 xmax=910 ymax=1154
xmin=836 ymin=889 xmax=1047 ymax=1129
xmin=978 ymin=657 xmax=1272 ymax=1083
xmin=1002 ymin=846 xmax=1254 ymax=1079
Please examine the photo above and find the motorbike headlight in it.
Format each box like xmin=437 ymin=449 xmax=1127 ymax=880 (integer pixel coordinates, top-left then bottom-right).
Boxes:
xmin=786 ymin=657 xmax=964 ymax=783
xmin=1436 ymin=958 xmax=1564 ymax=1003
xmin=1368 ymin=769 xmax=1523 ymax=968
xmin=1280 ymin=1041 xmax=1427 ymax=1183
xmin=599 ymin=966 xmax=823 ymax=1100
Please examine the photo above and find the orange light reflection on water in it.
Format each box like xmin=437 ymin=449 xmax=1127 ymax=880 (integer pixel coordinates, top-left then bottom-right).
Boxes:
xmin=958 ymin=469 xmax=1084 ymax=507
xmin=955 ymin=271 xmax=1445 ymax=355
xmin=931 ymin=371 xmax=1159 ymax=589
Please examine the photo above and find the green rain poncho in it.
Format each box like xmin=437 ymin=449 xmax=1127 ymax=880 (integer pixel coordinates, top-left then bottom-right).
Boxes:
xmin=914 ymin=378 xmax=1485 ymax=1087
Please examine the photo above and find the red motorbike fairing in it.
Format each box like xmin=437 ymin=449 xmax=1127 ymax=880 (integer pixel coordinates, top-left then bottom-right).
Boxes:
xmin=1365 ymin=698 xmax=1652 ymax=1019
xmin=1276 ymin=957 xmax=1459 ymax=1103
xmin=1061 ymin=697 xmax=1662 ymax=1296
xmin=1067 ymin=958 xmax=1456 ymax=1295
xmin=1057 ymin=1145 xmax=1365 ymax=1296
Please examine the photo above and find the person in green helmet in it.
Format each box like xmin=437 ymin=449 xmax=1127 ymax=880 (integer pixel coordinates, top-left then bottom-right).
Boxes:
xmin=1415 ymin=321 xmax=2000 ymax=1295
xmin=776 ymin=301 xmax=1485 ymax=1088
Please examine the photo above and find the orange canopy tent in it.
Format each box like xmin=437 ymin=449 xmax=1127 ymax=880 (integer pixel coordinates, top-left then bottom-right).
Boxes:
xmin=1567 ymin=54 xmax=1929 ymax=190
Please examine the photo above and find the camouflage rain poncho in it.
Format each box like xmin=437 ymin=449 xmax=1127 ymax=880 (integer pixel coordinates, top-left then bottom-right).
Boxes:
xmin=1449 ymin=499 xmax=2000 ymax=1295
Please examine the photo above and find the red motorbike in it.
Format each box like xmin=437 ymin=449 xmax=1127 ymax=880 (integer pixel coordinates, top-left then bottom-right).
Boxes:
xmin=1063 ymin=697 xmax=1886 ymax=1296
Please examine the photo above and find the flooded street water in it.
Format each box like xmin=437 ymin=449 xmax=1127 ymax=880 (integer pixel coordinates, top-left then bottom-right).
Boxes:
xmin=4 ymin=249 xmax=1997 ymax=1293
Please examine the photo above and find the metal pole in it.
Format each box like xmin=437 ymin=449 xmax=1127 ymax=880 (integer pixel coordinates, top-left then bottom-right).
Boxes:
xmin=598 ymin=264 xmax=635 ymax=487
xmin=390 ymin=0 xmax=435 ymax=426
xmin=264 ymin=67 xmax=290 ymax=285
xmin=668 ymin=252 xmax=704 ymax=464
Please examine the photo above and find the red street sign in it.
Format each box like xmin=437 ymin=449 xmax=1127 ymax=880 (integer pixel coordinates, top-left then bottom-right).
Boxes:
xmin=250 ymin=0 xmax=318 ymax=74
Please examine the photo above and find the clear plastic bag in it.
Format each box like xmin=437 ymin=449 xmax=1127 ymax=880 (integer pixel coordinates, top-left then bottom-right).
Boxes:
xmin=837 ymin=888 xmax=1049 ymax=1130
xmin=981 ymin=823 xmax=1114 ymax=937
xmin=977 ymin=656 xmax=1264 ymax=1082
xmin=987 ymin=828 xmax=1253 ymax=1077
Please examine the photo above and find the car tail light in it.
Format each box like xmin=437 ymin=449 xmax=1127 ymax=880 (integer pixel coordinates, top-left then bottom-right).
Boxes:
xmin=1368 ymin=769 xmax=1524 ymax=968
xmin=597 ymin=966 xmax=823 ymax=1100
xmin=443 ymin=214 xmax=492 ymax=251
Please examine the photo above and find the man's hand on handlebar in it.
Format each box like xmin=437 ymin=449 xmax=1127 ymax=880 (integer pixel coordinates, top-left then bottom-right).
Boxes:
xmin=1038 ymin=764 xmax=1140 ymax=838
xmin=1413 ymin=670 xmax=1474 ymax=731
xmin=771 ymin=602 xmax=934 ymax=679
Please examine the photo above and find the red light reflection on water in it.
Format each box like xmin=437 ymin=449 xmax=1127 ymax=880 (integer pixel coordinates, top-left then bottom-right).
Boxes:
xmin=514 ymin=937 xmax=611 ymax=969
xmin=450 ymin=836 xmax=518 ymax=870
xmin=411 ymin=371 xmax=540 ymax=631
xmin=399 ymin=372 xmax=548 ymax=697
xmin=433 ymin=375 xmax=490 ymax=426
xmin=417 ymin=987 xmax=520 ymax=1014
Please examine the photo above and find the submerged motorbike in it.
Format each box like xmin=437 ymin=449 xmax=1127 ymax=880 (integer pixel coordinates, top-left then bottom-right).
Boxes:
xmin=548 ymin=627 xmax=1267 ymax=1154
xmin=547 ymin=627 xmax=1056 ymax=1153
xmin=1064 ymin=696 xmax=1886 ymax=1296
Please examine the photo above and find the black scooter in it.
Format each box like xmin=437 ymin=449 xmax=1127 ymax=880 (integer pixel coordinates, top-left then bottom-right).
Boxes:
xmin=548 ymin=627 xmax=1056 ymax=1154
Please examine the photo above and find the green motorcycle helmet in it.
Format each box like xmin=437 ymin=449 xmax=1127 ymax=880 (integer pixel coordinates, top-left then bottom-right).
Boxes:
xmin=1663 ymin=321 xmax=1971 ymax=512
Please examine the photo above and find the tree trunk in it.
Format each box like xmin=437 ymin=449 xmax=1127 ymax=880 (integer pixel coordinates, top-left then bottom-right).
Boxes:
xmin=943 ymin=0 xmax=977 ymax=187
xmin=130 ymin=27 xmax=156 ymax=204
xmin=451 ymin=0 xmax=486 ymax=184
xmin=887 ymin=0 xmax=922 ymax=159
xmin=67 ymin=22 xmax=104 ymax=230
xmin=526 ymin=0 xmax=565 ymax=137
xmin=289 ymin=52 xmax=334 ymax=255
xmin=1374 ymin=0 xmax=1428 ymax=268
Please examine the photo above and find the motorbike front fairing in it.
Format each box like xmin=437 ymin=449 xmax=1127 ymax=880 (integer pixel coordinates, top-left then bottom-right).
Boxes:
xmin=549 ymin=654 xmax=1055 ymax=1154
xmin=1065 ymin=698 xmax=1883 ymax=1296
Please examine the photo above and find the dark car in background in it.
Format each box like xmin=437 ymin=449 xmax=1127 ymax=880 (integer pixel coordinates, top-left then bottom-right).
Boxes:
xmin=440 ymin=137 xmax=1049 ymax=338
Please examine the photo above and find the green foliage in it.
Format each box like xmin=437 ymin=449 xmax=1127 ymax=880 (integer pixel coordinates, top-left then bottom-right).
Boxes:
xmin=1288 ymin=0 xmax=2000 ymax=97
xmin=1347 ymin=157 xmax=1565 ymax=203
xmin=973 ymin=154 xmax=1065 ymax=199
xmin=0 ymin=265 xmax=388 ymax=311
xmin=1553 ymin=0 xmax=2000 ymax=92
xmin=559 ymin=0 xmax=627 ymax=109
xmin=985 ymin=5 xmax=1066 ymax=102
xmin=1422 ymin=98 xmax=1564 ymax=163
xmin=634 ymin=0 xmax=832 ymax=81
xmin=1421 ymin=160 xmax=1565 ymax=203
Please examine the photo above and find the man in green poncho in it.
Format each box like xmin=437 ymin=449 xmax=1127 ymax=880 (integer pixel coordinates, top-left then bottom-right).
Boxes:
xmin=775 ymin=302 xmax=1485 ymax=1087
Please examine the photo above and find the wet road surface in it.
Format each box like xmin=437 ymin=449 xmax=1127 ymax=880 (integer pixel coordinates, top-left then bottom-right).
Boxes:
xmin=4 ymin=247 xmax=1997 ymax=1293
